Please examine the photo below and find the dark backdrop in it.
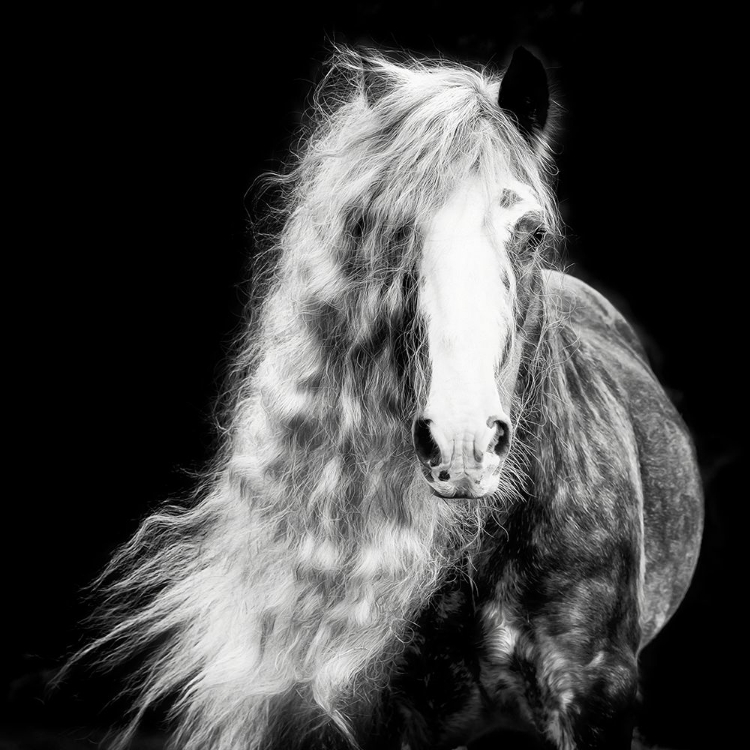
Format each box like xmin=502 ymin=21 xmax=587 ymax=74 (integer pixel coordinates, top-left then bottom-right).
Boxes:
xmin=5 ymin=2 xmax=743 ymax=748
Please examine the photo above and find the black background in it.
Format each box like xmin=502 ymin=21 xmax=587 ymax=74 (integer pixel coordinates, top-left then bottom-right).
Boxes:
xmin=5 ymin=2 xmax=744 ymax=748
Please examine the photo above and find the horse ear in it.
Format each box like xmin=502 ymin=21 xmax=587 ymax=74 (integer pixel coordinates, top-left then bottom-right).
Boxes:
xmin=497 ymin=47 xmax=549 ymax=138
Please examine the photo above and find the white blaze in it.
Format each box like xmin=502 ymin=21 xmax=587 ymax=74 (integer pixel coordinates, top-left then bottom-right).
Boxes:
xmin=417 ymin=173 xmax=542 ymax=496
xmin=420 ymin=176 xmax=508 ymax=449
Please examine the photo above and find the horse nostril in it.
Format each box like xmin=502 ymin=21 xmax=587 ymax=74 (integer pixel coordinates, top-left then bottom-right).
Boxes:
xmin=489 ymin=418 xmax=511 ymax=458
xmin=413 ymin=418 xmax=442 ymax=466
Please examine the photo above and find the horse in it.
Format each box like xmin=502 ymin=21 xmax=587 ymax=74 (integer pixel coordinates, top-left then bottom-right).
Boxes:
xmin=72 ymin=46 xmax=704 ymax=750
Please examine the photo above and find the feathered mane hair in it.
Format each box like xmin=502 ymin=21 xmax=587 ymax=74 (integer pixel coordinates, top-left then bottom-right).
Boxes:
xmin=68 ymin=46 xmax=561 ymax=749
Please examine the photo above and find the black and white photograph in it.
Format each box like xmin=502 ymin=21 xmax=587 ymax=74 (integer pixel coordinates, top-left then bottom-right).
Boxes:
xmin=4 ymin=2 xmax=743 ymax=749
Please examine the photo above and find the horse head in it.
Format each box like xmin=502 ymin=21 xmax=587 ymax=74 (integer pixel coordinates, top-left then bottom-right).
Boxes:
xmin=411 ymin=47 xmax=551 ymax=499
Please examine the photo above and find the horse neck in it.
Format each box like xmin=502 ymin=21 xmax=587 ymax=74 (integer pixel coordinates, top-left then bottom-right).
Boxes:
xmin=514 ymin=274 xmax=592 ymax=494
xmin=507 ymin=271 xmax=567 ymax=451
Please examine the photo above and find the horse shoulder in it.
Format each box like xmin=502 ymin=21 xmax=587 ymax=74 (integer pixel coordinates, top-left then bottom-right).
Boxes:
xmin=542 ymin=269 xmax=704 ymax=645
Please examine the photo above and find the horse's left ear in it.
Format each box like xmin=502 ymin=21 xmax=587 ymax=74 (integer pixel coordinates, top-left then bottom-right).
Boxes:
xmin=498 ymin=47 xmax=549 ymax=139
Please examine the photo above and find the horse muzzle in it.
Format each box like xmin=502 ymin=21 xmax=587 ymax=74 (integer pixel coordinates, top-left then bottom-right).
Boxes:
xmin=412 ymin=415 xmax=512 ymax=498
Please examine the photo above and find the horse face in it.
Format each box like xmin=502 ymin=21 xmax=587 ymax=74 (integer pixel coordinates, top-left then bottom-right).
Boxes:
xmin=412 ymin=173 xmax=541 ymax=499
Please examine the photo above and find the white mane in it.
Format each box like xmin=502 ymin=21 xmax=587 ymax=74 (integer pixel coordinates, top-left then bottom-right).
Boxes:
xmin=68 ymin=46 xmax=561 ymax=750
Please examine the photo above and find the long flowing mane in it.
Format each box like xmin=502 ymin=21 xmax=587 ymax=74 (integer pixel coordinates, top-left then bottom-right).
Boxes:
xmin=72 ymin=47 xmax=564 ymax=749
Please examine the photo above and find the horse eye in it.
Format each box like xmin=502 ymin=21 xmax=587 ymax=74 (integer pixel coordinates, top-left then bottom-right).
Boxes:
xmin=514 ymin=220 xmax=546 ymax=250
xmin=530 ymin=227 xmax=546 ymax=247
